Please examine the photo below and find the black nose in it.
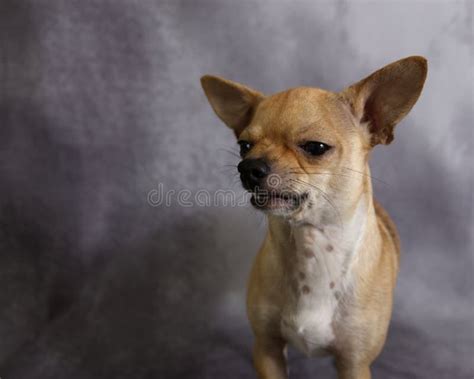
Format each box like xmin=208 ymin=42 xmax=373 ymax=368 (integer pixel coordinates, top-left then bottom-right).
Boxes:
xmin=238 ymin=159 xmax=270 ymax=190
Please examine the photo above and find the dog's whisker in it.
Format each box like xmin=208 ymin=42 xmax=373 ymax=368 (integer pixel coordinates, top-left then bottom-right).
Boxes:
xmin=218 ymin=167 xmax=239 ymax=175
xmin=216 ymin=147 xmax=241 ymax=159
xmin=341 ymin=166 xmax=389 ymax=186
xmin=286 ymin=170 xmax=355 ymax=180
xmin=285 ymin=168 xmax=388 ymax=186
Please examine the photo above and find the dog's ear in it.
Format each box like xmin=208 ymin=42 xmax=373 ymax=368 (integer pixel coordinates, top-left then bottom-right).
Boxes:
xmin=200 ymin=75 xmax=264 ymax=136
xmin=341 ymin=56 xmax=427 ymax=146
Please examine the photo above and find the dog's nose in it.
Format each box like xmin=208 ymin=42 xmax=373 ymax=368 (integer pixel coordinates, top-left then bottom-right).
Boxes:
xmin=238 ymin=159 xmax=270 ymax=190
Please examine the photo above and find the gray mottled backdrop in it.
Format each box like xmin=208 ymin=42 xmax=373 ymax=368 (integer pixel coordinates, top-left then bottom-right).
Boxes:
xmin=0 ymin=1 xmax=472 ymax=378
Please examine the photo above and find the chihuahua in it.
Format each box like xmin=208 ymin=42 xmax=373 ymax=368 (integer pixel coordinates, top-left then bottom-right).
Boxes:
xmin=201 ymin=56 xmax=427 ymax=379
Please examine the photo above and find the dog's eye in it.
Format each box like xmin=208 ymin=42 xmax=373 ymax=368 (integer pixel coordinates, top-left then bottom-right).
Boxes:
xmin=300 ymin=141 xmax=331 ymax=156
xmin=238 ymin=140 xmax=253 ymax=157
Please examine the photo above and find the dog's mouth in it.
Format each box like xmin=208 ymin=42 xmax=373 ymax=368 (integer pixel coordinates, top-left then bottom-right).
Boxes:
xmin=250 ymin=190 xmax=308 ymax=211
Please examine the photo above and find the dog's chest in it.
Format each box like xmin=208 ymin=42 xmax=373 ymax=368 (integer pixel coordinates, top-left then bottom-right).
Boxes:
xmin=280 ymin=225 xmax=351 ymax=356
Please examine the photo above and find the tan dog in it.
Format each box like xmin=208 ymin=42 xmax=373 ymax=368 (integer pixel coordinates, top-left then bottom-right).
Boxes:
xmin=201 ymin=56 xmax=427 ymax=379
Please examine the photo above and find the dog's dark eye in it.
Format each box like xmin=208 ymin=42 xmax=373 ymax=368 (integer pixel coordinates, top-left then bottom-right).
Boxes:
xmin=238 ymin=140 xmax=252 ymax=157
xmin=300 ymin=141 xmax=331 ymax=156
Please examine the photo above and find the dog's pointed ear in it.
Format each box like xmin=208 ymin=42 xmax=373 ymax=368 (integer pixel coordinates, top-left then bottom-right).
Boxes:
xmin=341 ymin=56 xmax=428 ymax=146
xmin=200 ymin=75 xmax=264 ymax=136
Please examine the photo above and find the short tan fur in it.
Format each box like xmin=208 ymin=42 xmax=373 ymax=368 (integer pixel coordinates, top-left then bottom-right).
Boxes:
xmin=201 ymin=56 xmax=427 ymax=379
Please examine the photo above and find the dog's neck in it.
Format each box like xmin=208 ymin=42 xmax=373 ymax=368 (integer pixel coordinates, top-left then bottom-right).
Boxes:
xmin=268 ymin=169 xmax=381 ymax=355
xmin=267 ymin=168 xmax=378 ymax=272
xmin=266 ymin=172 xmax=379 ymax=315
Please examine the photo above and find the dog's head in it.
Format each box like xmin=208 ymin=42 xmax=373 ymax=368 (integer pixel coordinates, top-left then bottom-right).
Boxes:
xmin=201 ymin=57 xmax=427 ymax=218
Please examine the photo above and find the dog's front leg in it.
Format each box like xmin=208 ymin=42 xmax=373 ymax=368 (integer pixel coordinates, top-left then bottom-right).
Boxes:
xmin=253 ymin=336 xmax=288 ymax=379
xmin=335 ymin=358 xmax=372 ymax=379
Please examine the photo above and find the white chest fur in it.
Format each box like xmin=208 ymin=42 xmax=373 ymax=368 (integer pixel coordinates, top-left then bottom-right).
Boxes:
xmin=280 ymin=201 xmax=367 ymax=356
